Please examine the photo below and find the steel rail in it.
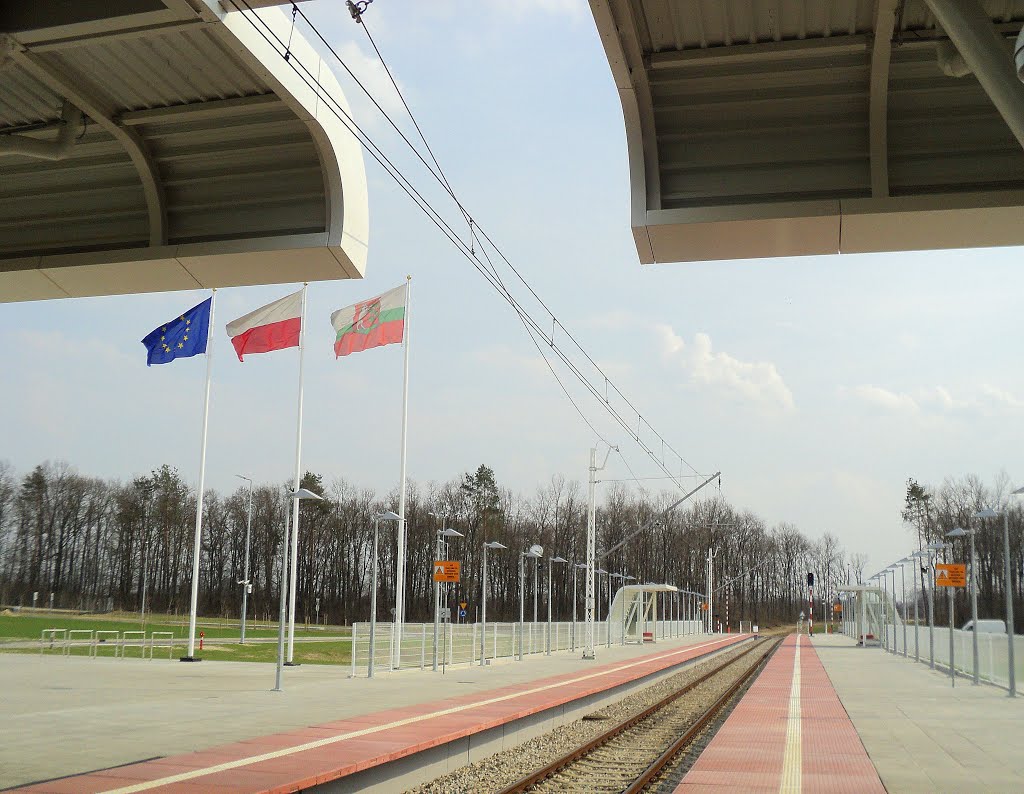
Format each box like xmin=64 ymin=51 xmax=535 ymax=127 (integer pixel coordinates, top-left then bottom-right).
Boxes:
xmin=623 ymin=637 xmax=782 ymax=793
xmin=497 ymin=637 xmax=778 ymax=794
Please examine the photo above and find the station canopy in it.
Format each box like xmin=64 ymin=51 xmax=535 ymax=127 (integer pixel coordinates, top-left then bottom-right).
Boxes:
xmin=0 ymin=0 xmax=368 ymax=302
xmin=590 ymin=1 xmax=1024 ymax=264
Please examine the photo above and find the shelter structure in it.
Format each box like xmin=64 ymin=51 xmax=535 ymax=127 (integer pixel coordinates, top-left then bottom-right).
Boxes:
xmin=590 ymin=0 xmax=1024 ymax=264
xmin=839 ymin=584 xmax=888 ymax=647
xmin=607 ymin=582 xmax=679 ymax=643
xmin=0 ymin=0 xmax=368 ymax=302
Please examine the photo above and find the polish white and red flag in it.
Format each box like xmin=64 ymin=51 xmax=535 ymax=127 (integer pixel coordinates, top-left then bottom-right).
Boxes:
xmin=225 ymin=289 xmax=302 ymax=361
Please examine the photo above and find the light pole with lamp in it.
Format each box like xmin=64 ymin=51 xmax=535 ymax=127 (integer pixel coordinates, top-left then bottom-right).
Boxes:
xmin=235 ymin=474 xmax=254 ymax=644
xmin=930 ymin=541 xmax=955 ymax=686
xmin=572 ymin=562 xmax=586 ymax=651
xmin=884 ymin=566 xmax=899 ymax=653
xmin=367 ymin=511 xmax=402 ymax=679
xmin=274 ymin=488 xmax=324 ymax=692
xmin=480 ymin=541 xmax=506 ymax=666
xmin=896 ymin=558 xmax=910 ymax=657
xmin=546 ymin=556 xmax=567 ymax=654
xmin=432 ymin=526 xmax=463 ymax=672
xmin=975 ymin=490 xmax=1022 ymax=697
xmin=948 ymin=526 xmax=979 ymax=684
xmin=607 ymin=572 xmax=622 ymax=646
xmin=922 ymin=545 xmax=940 ymax=669
xmin=137 ymin=478 xmax=155 ymax=631
xmin=519 ymin=546 xmax=542 ymax=660
xmin=910 ymin=550 xmax=927 ymax=662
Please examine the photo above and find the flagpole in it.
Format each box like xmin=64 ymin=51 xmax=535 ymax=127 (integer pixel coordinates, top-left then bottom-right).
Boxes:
xmin=393 ymin=275 xmax=412 ymax=670
xmin=183 ymin=289 xmax=216 ymax=661
xmin=287 ymin=283 xmax=308 ymax=665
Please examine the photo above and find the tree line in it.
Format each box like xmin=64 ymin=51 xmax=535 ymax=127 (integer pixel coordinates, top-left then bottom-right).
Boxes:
xmin=903 ymin=474 xmax=1024 ymax=631
xmin=0 ymin=459 xmax=854 ymax=628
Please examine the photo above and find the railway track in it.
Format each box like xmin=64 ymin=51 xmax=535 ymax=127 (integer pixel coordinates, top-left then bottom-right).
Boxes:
xmin=497 ymin=636 xmax=781 ymax=794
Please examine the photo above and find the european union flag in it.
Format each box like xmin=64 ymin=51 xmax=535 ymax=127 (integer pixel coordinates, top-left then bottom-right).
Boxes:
xmin=141 ymin=298 xmax=212 ymax=366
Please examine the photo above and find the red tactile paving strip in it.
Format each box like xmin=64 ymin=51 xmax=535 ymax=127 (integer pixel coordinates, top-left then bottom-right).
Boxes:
xmin=677 ymin=635 xmax=884 ymax=793
xmin=14 ymin=635 xmax=748 ymax=794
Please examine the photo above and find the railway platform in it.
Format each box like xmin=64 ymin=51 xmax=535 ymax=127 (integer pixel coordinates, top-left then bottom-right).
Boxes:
xmin=679 ymin=632 xmax=1024 ymax=793
xmin=677 ymin=633 xmax=883 ymax=792
xmin=3 ymin=632 xmax=749 ymax=793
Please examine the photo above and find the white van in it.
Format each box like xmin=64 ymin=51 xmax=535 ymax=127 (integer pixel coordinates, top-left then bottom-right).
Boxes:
xmin=961 ymin=619 xmax=1006 ymax=633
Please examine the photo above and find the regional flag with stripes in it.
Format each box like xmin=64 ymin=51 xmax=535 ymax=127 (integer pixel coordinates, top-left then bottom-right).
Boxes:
xmin=330 ymin=283 xmax=406 ymax=358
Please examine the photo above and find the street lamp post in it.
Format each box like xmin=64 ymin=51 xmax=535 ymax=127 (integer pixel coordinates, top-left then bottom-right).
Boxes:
xmin=975 ymin=492 xmax=1022 ymax=698
xmin=519 ymin=546 xmax=542 ymax=660
xmin=433 ymin=526 xmax=464 ymax=672
xmin=911 ymin=550 xmax=926 ymax=662
xmin=948 ymin=527 xmax=978 ymax=684
xmin=572 ymin=562 xmax=586 ymax=651
xmin=236 ymin=474 xmax=253 ymax=644
xmin=139 ymin=484 xmax=153 ymax=631
xmin=546 ymin=556 xmax=567 ymax=654
xmin=607 ymin=572 xmax=622 ymax=646
xmin=368 ymin=511 xmax=402 ymax=679
xmin=480 ymin=541 xmax=506 ymax=667
xmin=929 ymin=541 xmax=954 ymax=684
xmin=274 ymin=488 xmax=324 ymax=692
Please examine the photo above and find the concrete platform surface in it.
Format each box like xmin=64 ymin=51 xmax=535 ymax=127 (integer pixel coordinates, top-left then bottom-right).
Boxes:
xmin=1 ymin=633 xmax=746 ymax=791
xmin=814 ymin=633 xmax=1024 ymax=793
xmin=678 ymin=634 xmax=883 ymax=793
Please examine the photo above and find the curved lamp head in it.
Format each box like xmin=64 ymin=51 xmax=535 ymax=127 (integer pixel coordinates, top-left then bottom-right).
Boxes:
xmin=947 ymin=527 xmax=967 ymax=538
xmin=375 ymin=510 xmax=401 ymax=521
xmin=291 ymin=488 xmax=324 ymax=501
xmin=974 ymin=508 xmax=999 ymax=519
xmin=551 ymin=556 xmax=568 ymax=564
xmin=484 ymin=540 xmax=507 ymax=550
xmin=528 ymin=544 xmax=544 ymax=558
xmin=440 ymin=528 xmax=464 ymax=538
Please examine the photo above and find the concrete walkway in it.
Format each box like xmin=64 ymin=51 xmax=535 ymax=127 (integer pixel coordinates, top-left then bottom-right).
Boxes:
xmin=0 ymin=632 xmax=731 ymax=789
xmin=814 ymin=633 xmax=1024 ymax=793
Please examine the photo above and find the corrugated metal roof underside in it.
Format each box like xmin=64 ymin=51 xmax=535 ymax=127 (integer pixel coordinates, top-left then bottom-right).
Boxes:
xmin=632 ymin=0 xmax=1024 ymax=52
xmin=48 ymin=23 xmax=267 ymax=111
xmin=0 ymin=93 xmax=325 ymax=257
xmin=888 ymin=46 xmax=1024 ymax=195
xmin=652 ymin=49 xmax=872 ymax=208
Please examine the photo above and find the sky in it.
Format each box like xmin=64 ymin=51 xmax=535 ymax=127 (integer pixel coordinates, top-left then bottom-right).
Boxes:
xmin=2 ymin=0 xmax=1024 ymax=579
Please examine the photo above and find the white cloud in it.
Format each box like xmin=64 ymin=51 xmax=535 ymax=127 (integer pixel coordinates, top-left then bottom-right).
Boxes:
xmin=844 ymin=383 xmax=1024 ymax=417
xmin=979 ymin=384 xmax=1024 ymax=410
xmin=655 ymin=325 xmax=795 ymax=412
xmin=847 ymin=384 xmax=921 ymax=414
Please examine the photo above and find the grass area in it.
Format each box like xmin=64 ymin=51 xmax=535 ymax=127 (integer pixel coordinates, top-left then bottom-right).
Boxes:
xmin=0 ymin=610 xmax=348 ymax=647
xmin=15 ymin=637 xmax=352 ymax=665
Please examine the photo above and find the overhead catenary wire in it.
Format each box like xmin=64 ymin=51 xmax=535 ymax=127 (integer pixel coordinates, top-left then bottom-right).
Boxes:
xmin=344 ymin=4 xmax=705 ymax=486
xmin=228 ymin=1 xmax=709 ymax=490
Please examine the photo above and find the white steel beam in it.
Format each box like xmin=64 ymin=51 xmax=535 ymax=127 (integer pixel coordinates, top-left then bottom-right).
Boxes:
xmin=10 ymin=47 xmax=168 ymax=246
xmin=647 ymin=34 xmax=870 ymax=69
xmin=923 ymin=0 xmax=1024 ymax=151
xmin=869 ymin=1 xmax=899 ymax=198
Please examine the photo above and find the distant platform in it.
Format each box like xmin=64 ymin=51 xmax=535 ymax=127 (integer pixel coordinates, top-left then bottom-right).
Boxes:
xmin=1 ymin=633 xmax=749 ymax=792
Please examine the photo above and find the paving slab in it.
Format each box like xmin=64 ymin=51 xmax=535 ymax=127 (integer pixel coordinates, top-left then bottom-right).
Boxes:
xmin=813 ymin=633 xmax=1024 ymax=793
xmin=0 ymin=632 xmax=743 ymax=790
xmin=677 ymin=634 xmax=883 ymax=793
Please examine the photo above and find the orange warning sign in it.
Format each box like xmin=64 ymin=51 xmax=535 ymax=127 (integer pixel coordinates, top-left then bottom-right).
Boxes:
xmin=701 ymin=602 xmax=708 ymax=611
xmin=433 ymin=560 xmax=460 ymax=583
xmin=935 ymin=563 xmax=966 ymax=588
